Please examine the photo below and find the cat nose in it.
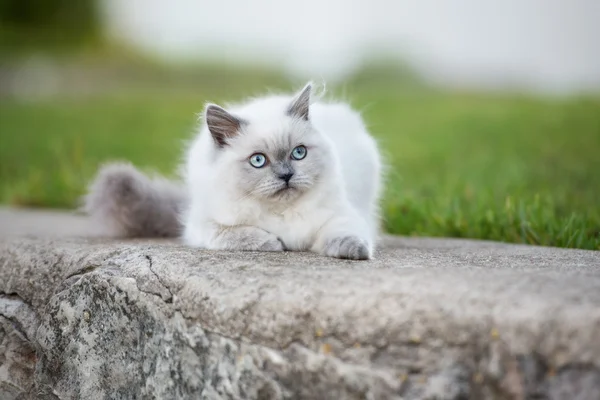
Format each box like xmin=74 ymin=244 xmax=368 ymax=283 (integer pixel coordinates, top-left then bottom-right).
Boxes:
xmin=278 ymin=173 xmax=294 ymax=183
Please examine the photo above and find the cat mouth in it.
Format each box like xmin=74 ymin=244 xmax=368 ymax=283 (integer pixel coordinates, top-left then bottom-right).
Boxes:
xmin=272 ymin=185 xmax=298 ymax=198
xmin=274 ymin=186 xmax=295 ymax=194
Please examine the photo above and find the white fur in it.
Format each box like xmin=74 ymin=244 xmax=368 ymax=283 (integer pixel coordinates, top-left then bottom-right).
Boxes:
xmin=182 ymin=84 xmax=381 ymax=259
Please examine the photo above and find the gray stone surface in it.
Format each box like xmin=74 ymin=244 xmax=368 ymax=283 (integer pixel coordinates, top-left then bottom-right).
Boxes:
xmin=0 ymin=207 xmax=107 ymax=238
xmin=0 ymin=208 xmax=599 ymax=399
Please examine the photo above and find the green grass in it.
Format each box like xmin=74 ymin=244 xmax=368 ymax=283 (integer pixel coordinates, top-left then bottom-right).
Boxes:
xmin=1 ymin=67 xmax=599 ymax=250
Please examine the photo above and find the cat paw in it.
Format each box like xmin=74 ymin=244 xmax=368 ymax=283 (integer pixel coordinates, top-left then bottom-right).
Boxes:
xmin=258 ymin=236 xmax=285 ymax=252
xmin=211 ymin=226 xmax=285 ymax=252
xmin=322 ymin=236 xmax=371 ymax=260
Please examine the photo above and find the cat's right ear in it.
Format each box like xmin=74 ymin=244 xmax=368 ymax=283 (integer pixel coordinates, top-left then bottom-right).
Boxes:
xmin=205 ymin=104 xmax=244 ymax=147
xmin=287 ymin=82 xmax=312 ymax=121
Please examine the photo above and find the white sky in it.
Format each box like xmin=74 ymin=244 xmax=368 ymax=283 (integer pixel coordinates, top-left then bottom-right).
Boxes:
xmin=102 ymin=0 xmax=600 ymax=93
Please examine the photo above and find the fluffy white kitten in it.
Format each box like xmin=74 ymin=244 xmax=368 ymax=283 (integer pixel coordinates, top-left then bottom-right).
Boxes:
xmin=85 ymin=83 xmax=381 ymax=260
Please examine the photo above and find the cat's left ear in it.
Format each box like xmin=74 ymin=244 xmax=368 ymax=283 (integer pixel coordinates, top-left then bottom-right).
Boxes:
xmin=287 ymin=82 xmax=312 ymax=121
xmin=205 ymin=104 xmax=245 ymax=147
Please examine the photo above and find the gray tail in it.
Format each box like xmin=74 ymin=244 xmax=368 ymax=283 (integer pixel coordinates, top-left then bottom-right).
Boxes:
xmin=84 ymin=162 xmax=186 ymax=237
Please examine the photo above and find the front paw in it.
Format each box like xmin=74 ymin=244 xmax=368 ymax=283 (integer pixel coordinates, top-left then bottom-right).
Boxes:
xmin=322 ymin=236 xmax=371 ymax=260
xmin=258 ymin=235 xmax=285 ymax=252
xmin=211 ymin=226 xmax=285 ymax=252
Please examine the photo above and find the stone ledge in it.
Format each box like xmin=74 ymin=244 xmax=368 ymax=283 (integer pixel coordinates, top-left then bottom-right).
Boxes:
xmin=1 ymin=235 xmax=599 ymax=399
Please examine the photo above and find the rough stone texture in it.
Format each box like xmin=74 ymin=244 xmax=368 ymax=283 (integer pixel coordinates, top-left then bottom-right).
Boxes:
xmin=0 ymin=294 xmax=37 ymax=399
xmin=0 ymin=209 xmax=600 ymax=399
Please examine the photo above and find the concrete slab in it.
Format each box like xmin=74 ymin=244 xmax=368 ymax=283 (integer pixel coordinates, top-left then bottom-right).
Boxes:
xmin=0 ymin=208 xmax=599 ymax=399
xmin=0 ymin=207 xmax=106 ymax=237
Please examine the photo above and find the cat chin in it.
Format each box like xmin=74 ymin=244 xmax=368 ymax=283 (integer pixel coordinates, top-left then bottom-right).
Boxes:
xmin=267 ymin=186 xmax=305 ymax=202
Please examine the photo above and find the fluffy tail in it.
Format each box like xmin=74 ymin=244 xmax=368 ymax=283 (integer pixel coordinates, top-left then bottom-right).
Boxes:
xmin=84 ymin=163 xmax=186 ymax=237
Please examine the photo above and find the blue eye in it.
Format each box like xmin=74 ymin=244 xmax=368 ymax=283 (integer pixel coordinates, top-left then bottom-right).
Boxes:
xmin=249 ymin=153 xmax=267 ymax=168
xmin=291 ymin=145 xmax=307 ymax=160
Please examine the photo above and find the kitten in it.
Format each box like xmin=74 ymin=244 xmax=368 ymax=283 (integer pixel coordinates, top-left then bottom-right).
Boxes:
xmin=85 ymin=83 xmax=382 ymax=259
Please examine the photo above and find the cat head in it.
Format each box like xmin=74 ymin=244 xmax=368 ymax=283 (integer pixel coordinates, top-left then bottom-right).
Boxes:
xmin=204 ymin=83 xmax=334 ymax=203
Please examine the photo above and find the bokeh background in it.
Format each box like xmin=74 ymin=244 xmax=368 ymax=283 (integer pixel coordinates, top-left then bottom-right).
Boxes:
xmin=1 ymin=0 xmax=599 ymax=249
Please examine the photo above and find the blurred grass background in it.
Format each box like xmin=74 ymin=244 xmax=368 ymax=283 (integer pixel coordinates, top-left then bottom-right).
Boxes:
xmin=0 ymin=0 xmax=599 ymax=250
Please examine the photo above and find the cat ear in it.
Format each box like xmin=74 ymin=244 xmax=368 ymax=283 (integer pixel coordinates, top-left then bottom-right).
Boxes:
xmin=205 ymin=104 xmax=244 ymax=147
xmin=287 ymin=82 xmax=312 ymax=121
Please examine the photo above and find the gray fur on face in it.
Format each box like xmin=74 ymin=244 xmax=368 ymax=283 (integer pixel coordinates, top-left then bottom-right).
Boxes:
xmin=287 ymin=82 xmax=312 ymax=120
xmin=205 ymin=104 xmax=245 ymax=147
xmin=233 ymin=120 xmax=329 ymax=202
xmin=83 ymin=162 xmax=186 ymax=237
